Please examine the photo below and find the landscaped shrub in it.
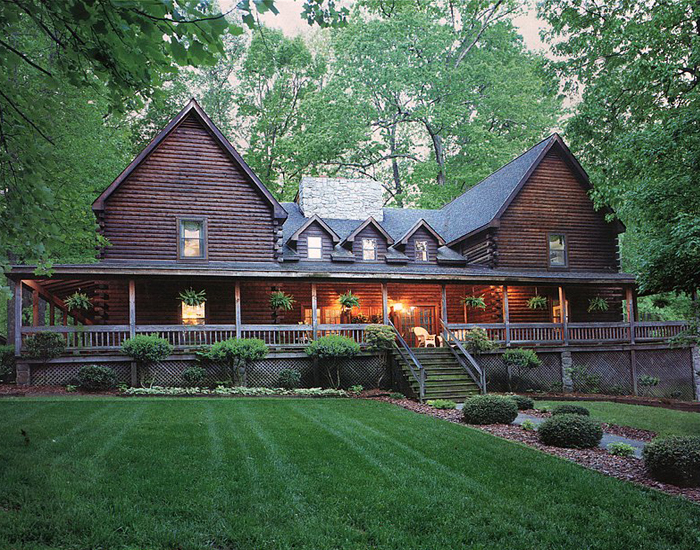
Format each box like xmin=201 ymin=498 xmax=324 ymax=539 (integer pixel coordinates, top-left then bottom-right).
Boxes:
xmin=305 ymin=335 xmax=360 ymax=389
xmin=643 ymin=436 xmax=700 ymax=487
xmin=0 ymin=345 xmax=16 ymax=383
xmin=24 ymin=332 xmax=65 ymax=362
xmin=461 ymin=328 xmax=494 ymax=354
xmin=364 ymin=324 xmax=395 ymax=351
xmin=608 ymin=442 xmax=636 ymax=457
xmin=462 ymin=395 xmax=518 ymax=425
xmin=349 ymin=385 xmax=364 ymax=394
xmin=538 ymin=414 xmax=603 ymax=449
xmin=207 ymin=338 xmax=268 ymax=385
xmin=76 ymin=364 xmax=118 ymax=391
xmin=521 ymin=419 xmax=537 ymax=431
xmin=551 ymin=404 xmax=590 ymax=417
xmin=426 ymin=399 xmax=457 ymax=410
xmin=278 ymin=368 xmax=301 ymax=389
xmin=181 ymin=366 xmax=207 ymax=387
xmin=121 ymin=334 xmax=173 ymax=386
xmin=389 ymin=392 xmax=405 ymax=400
xmin=503 ymin=348 xmax=541 ymax=391
xmin=509 ymin=395 xmax=535 ymax=410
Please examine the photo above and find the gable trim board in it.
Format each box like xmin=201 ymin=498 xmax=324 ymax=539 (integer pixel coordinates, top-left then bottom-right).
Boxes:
xmin=92 ymin=99 xmax=288 ymax=221
xmin=342 ymin=217 xmax=395 ymax=246
xmin=290 ymin=215 xmax=342 ymax=244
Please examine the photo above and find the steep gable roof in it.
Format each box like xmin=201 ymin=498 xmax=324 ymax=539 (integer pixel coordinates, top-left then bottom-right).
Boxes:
xmin=342 ymin=217 xmax=394 ymax=246
xmin=92 ymin=99 xmax=287 ymax=220
xmin=395 ymin=219 xmax=445 ymax=247
xmin=289 ymin=215 xmax=341 ymax=244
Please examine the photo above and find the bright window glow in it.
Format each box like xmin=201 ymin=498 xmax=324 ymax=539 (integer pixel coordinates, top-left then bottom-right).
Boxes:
xmin=179 ymin=220 xmax=205 ymax=259
xmin=181 ymin=302 xmax=205 ymax=325
xmin=362 ymin=238 xmax=377 ymax=260
xmin=415 ymin=240 xmax=428 ymax=262
xmin=548 ymin=234 xmax=567 ymax=267
xmin=307 ymin=236 xmax=323 ymax=259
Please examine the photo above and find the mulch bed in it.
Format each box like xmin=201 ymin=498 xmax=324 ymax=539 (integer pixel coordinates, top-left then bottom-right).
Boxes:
xmin=366 ymin=393 xmax=700 ymax=504
xmin=0 ymin=384 xmax=120 ymax=397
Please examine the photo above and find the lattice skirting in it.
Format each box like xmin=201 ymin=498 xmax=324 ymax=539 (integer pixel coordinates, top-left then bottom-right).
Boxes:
xmin=476 ymin=353 xmax=562 ymax=393
xmin=31 ymin=362 xmax=132 ymax=386
xmin=636 ymin=348 xmax=694 ymax=401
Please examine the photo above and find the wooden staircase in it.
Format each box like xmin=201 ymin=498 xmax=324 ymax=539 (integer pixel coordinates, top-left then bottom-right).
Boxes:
xmin=392 ymin=347 xmax=480 ymax=402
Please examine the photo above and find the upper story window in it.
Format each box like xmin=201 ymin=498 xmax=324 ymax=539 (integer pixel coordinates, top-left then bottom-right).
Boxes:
xmin=362 ymin=238 xmax=377 ymax=260
xmin=415 ymin=240 xmax=428 ymax=262
xmin=548 ymin=233 xmax=567 ymax=267
xmin=178 ymin=219 xmax=206 ymax=260
xmin=307 ymin=236 xmax=323 ymax=259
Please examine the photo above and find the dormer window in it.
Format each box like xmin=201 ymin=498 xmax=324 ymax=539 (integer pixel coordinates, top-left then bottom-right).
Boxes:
xmin=548 ymin=233 xmax=567 ymax=267
xmin=178 ymin=218 xmax=206 ymax=260
xmin=362 ymin=238 xmax=377 ymax=260
xmin=415 ymin=240 xmax=428 ymax=262
xmin=307 ymin=236 xmax=323 ymax=259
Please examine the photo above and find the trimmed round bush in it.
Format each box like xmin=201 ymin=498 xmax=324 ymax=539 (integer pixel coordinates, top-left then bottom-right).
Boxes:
xmin=510 ymin=395 xmax=535 ymax=410
xmin=181 ymin=366 xmax=206 ymax=387
xmin=364 ymin=324 xmax=395 ymax=351
xmin=538 ymin=414 xmax=603 ymax=449
xmin=76 ymin=364 xmax=118 ymax=391
xmin=121 ymin=334 xmax=173 ymax=364
xmin=643 ymin=436 xmax=700 ymax=487
xmin=278 ymin=368 xmax=302 ymax=389
xmin=552 ymin=404 xmax=590 ymax=417
xmin=24 ymin=332 xmax=65 ymax=361
xmin=462 ymin=395 xmax=518 ymax=425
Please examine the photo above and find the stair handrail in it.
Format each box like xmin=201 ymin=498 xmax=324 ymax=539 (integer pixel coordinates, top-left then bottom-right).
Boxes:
xmin=387 ymin=319 xmax=426 ymax=402
xmin=440 ymin=320 xmax=486 ymax=394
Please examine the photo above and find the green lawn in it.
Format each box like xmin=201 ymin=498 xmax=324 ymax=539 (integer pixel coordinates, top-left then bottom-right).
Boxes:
xmin=536 ymin=400 xmax=700 ymax=437
xmin=0 ymin=398 xmax=698 ymax=549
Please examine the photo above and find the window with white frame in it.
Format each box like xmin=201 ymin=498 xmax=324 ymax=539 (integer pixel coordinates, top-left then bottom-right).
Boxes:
xmin=415 ymin=240 xmax=429 ymax=262
xmin=178 ymin=219 xmax=206 ymax=259
xmin=548 ymin=234 xmax=567 ymax=267
xmin=307 ymin=236 xmax=323 ymax=259
xmin=362 ymin=238 xmax=377 ymax=260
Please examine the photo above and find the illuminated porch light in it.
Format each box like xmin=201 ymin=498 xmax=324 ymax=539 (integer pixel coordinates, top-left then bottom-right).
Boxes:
xmin=393 ymin=303 xmax=404 ymax=312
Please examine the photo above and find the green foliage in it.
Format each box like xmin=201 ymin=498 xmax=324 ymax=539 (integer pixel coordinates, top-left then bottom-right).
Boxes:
xmin=364 ymin=324 xmax=395 ymax=351
xmin=349 ymin=385 xmax=364 ymax=394
xmin=643 ymin=436 xmax=700 ymax=487
xmin=509 ymin=395 xmax=535 ymax=411
xmin=64 ymin=291 xmax=92 ymax=312
xmin=503 ymin=349 xmax=542 ymax=371
xmin=527 ymin=296 xmax=548 ymax=310
xmin=207 ymin=338 xmax=269 ymax=385
xmin=181 ymin=366 xmax=207 ymax=388
xmin=121 ymin=335 xmax=173 ymax=365
xmin=638 ymin=375 xmax=661 ymax=397
xmin=461 ymin=295 xmax=486 ymax=310
xmin=0 ymin=345 xmax=16 ymax=383
xmin=278 ymin=368 xmax=302 ymax=390
xmin=305 ymin=335 xmax=360 ymax=388
xmin=552 ymin=404 xmax=590 ymax=417
xmin=338 ymin=291 xmax=361 ymax=311
xmin=461 ymin=328 xmax=495 ymax=355
xmin=587 ymin=297 xmax=609 ymax=313
xmin=269 ymin=291 xmax=296 ymax=311
xmin=65 ymin=384 xmax=78 ymax=393
xmin=23 ymin=332 xmax=65 ymax=361
xmin=123 ymin=386 xmax=348 ymax=397
xmin=566 ymin=364 xmax=603 ymax=394
xmin=462 ymin=395 xmax=518 ymax=425
xmin=389 ymin=392 xmax=405 ymax=400
xmin=426 ymin=399 xmax=457 ymax=410
xmin=76 ymin=365 xmax=118 ymax=392
xmin=538 ymin=414 xmax=603 ymax=449
xmin=521 ymin=419 xmax=537 ymax=431
xmin=608 ymin=442 xmax=636 ymax=458
xmin=178 ymin=288 xmax=207 ymax=307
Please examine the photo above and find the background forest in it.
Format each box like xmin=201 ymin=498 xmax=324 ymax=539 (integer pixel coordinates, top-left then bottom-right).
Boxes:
xmin=1 ymin=0 xmax=698 ymax=334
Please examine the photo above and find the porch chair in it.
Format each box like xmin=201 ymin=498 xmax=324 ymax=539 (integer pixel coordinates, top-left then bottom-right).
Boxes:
xmin=412 ymin=326 xmax=438 ymax=347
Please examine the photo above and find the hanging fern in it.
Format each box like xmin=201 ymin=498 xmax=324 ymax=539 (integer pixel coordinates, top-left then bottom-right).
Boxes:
xmin=178 ymin=288 xmax=207 ymax=307
xmin=270 ymin=290 xmax=295 ymax=311
xmin=461 ymin=295 xmax=486 ymax=310
xmin=587 ymin=296 xmax=609 ymax=313
xmin=527 ymin=295 xmax=548 ymax=310
xmin=64 ymin=291 xmax=92 ymax=312
xmin=338 ymin=291 xmax=360 ymax=311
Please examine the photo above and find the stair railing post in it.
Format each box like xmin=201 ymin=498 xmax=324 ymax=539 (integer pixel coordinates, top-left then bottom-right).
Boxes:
xmin=502 ymin=285 xmax=510 ymax=347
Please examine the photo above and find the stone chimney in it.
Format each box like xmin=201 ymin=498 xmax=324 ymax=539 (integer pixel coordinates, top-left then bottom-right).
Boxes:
xmin=297 ymin=177 xmax=384 ymax=221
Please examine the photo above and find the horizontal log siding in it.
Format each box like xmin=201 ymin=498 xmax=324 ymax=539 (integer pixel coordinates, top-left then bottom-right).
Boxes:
xmin=446 ymin=284 xmax=503 ymax=323
xmin=566 ymin=286 xmax=624 ymax=323
xmin=405 ymin=227 xmax=439 ymax=263
xmin=295 ymin=222 xmax=335 ymax=261
xmin=496 ymin=149 xmax=619 ymax=271
xmin=351 ymin=225 xmax=388 ymax=261
xmin=460 ymin=232 xmax=494 ymax=267
xmin=507 ymin=286 xmax=560 ymax=323
xmin=101 ymin=114 xmax=276 ymax=262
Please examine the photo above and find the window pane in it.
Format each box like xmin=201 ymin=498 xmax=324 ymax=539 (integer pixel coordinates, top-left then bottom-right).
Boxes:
xmin=307 ymin=236 xmax=322 ymax=259
xmin=549 ymin=234 xmax=566 ymax=266
xmin=362 ymin=238 xmax=376 ymax=260
xmin=182 ymin=221 xmax=202 ymax=239
xmin=180 ymin=220 xmax=204 ymax=258
xmin=182 ymin=238 xmax=202 ymax=258
xmin=415 ymin=240 xmax=428 ymax=261
xmin=182 ymin=303 xmax=205 ymax=325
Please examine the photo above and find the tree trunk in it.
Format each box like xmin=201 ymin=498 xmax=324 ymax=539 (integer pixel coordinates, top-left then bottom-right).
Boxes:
xmin=389 ymin=124 xmax=403 ymax=206
xmin=427 ymin=126 xmax=447 ymax=186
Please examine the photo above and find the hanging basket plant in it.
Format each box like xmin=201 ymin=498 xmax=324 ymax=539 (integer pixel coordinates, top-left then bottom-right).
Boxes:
xmin=338 ymin=291 xmax=360 ymax=312
xmin=587 ymin=296 xmax=609 ymax=313
xmin=461 ymin=295 xmax=486 ymax=310
xmin=64 ymin=290 xmax=92 ymax=312
xmin=270 ymin=290 xmax=295 ymax=311
xmin=178 ymin=288 xmax=207 ymax=307
xmin=527 ymin=295 xmax=548 ymax=310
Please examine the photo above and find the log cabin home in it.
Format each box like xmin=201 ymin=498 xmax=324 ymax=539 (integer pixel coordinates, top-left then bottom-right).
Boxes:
xmin=6 ymin=100 xmax=693 ymax=399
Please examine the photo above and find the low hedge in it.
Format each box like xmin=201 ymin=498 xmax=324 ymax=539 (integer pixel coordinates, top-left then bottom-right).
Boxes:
xmin=462 ymin=395 xmax=518 ymax=425
xmin=538 ymin=414 xmax=603 ymax=449
xmin=76 ymin=365 xmax=118 ymax=391
xmin=123 ymin=386 xmax=348 ymax=397
xmin=643 ymin=436 xmax=700 ymax=487
xmin=510 ymin=395 xmax=535 ymax=410
xmin=181 ymin=366 xmax=207 ymax=387
xmin=551 ymin=404 xmax=590 ymax=417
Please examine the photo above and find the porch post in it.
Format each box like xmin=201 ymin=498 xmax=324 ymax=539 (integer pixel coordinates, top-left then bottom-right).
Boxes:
xmin=14 ymin=279 xmax=22 ymax=357
xmin=49 ymin=303 xmax=55 ymax=326
xmin=502 ymin=285 xmax=510 ymax=347
xmin=441 ymin=284 xmax=448 ymax=343
xmin=311 ymin=283 xmax=318 ymax=339
xmin=32 ymin=288 xmax=39 ymax=326
xmin=128 ymin=279 xmax=136 ymax=339
xmin=626 ymin=286 xmax=636 ymax=344
xmin=382 ymin=282 xmax=388 ymax=324
xmin=235 ymin=281 xmax=241 ymax=338
xmin=558 ymin=286 xmax=568 ymax=345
